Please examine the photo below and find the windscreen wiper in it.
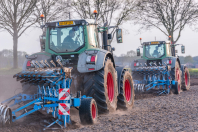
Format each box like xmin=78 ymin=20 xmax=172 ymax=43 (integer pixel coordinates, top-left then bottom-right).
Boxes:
xmin=74 ymin=45 xmax=84 ymax=52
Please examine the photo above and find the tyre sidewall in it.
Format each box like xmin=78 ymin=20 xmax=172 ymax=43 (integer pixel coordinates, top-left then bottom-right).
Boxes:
xmin=183 ymin=68 xmax=190 ymax=90
xmin=103 ymin=59 xmax=118 ymax=112
xmin=174 ymin=61 xmax=181 ymax=94
xmin=122 ymin=71 xmax=134 ymax=109
xmin=90 ymin=99 xmax=98 ymax=123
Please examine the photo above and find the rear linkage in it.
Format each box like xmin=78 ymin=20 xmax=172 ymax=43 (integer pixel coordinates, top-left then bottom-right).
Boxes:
xmin=133 ymin=62 xmax=178 ymax=95
xmin=0 ymin=59 xmax=98 ymax=130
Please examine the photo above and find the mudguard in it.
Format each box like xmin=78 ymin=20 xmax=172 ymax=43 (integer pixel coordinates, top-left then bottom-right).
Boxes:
xmin=170 ymin=57 xmax=181 ymax=68
xmin=116 ymin=66 xmax=124 ymax=94
xmin=115 ymin=66 xmax=132 ymax=94
xmin=181 ymin=64 xmax=186 ymax=73
xmin=181 ymin=64 xmax=187 ymax=82
xmin=22 ymin=52 xmax=51 ymax=71
xmin=77 ymin=49 xmax=114 ymax=73
xmin=162 ymin=57 xmax=181 ymax=68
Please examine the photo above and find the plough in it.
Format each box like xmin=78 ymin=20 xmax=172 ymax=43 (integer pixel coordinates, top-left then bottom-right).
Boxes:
xmin=133 ymin=64 xmax=178 ymax=95
xmin=0 ymin=59 xmax=98 ymax=130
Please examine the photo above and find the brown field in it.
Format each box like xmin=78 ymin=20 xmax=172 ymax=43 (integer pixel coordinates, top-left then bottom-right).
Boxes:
xmin=0 ymin=75 xmax=198 ymax=132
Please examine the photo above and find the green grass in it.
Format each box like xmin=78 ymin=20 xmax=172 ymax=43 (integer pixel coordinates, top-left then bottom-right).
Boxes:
xmin=189 ymin=68 xmax=198 ymax=77
xmin=0 ymin=68 xmax=22 ymax=76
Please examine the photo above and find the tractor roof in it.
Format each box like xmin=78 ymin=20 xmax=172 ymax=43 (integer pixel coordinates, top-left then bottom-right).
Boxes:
xmin=142 ymin=41 xmax=171 ymax=45
xmin=45 ymin=19 xmax=96 ymax=27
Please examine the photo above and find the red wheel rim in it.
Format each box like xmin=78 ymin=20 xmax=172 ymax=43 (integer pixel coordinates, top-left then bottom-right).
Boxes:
xmin=91 ymin=103 xmax=96 ymax=119
xmin=176 ymin=68 xmax=180 ymax=92
xmin=185 ymin=72 xmax=188 ymax=86
xmin=107 ymin=72 xmax=114 ymax=102
xmin=125 ymin=80 xmax=131 ymax=102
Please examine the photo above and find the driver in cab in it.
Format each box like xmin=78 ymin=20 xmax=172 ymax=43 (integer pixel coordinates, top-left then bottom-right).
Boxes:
xmin=152 ymin=46 xmax=160 ymax=57
xmin=63 ymin=29 xmax=79 ymax=49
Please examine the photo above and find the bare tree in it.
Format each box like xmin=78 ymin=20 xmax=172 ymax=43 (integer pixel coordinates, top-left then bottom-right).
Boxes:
xmin=35 ymin=0 xmax=71 ymax=25
xmin=126 ymin=50 xmax=136 ymax=57
xmin=0 ymin=0 xmax=37 ymax=68
xmin=70 ymin=0 xmax=137 ymax=44
xmin=71 ymin=0 xmax=136 ymax=27
xmin=134 ymin=0 xmax=198 ymax=43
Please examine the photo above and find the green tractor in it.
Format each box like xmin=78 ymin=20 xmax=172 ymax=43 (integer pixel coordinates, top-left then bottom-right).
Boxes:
xmin=131 ymin=38 xmax=190 ymax=95
xmin=22 ymin=14 xmax=134 ymax=113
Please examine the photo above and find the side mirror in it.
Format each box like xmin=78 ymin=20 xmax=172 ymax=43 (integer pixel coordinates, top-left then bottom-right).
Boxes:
xmin=116 ymin=29 xmax=123 ymax=43
xmin=40 ymin=35 xmax=46 ymax=51
xmin=181 ymin=45 xmax=185 ymax=54
xmin=137 ymin=48 xmax=140 ymax=56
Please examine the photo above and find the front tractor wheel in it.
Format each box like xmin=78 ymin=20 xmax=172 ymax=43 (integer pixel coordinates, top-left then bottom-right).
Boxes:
xmin=117 ymin=70 xmax=134 ymax=109
xmin=83 ymin=59 xmax=118 ymax=113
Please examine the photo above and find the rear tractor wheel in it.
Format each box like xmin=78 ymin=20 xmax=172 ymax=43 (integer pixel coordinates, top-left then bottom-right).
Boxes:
xmin=181 ymin=67 xmax=190 ymax=91
xmin=117 ymin=70 xmax=134 ymax=109
xmin=83 ymin=59 xmax=118 ymax=113
xmin=171 ymin=61 xmax=181 ymax=94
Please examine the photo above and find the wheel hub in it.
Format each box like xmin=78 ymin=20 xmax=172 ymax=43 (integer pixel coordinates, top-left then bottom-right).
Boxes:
xmin=91 ymin=103 xmax=96 ymax=119
xmin=185 ymin=72 xmax=188 ymax=86
xmin=124 ymin=80 xmax=131 ymax=102
xmin=107 ymin=72 xmax=114 ymax=103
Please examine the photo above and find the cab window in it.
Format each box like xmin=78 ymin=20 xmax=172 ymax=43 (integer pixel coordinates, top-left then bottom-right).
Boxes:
xmin=166 ymin=44 xmax=172 ymax=56
xmin=87 ymin=25 xmax=99 ymax=47
xmin=145 ymin=44 xmax=165 ymax=58
xmin=49 ymin=25 xmax=85 ymax=53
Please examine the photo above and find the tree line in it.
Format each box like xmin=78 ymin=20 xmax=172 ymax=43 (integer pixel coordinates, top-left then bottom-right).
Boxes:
xmin=0 ymin=49 xmax=27 ymax=69
xmin=114 ymin=50 xmax=198 ymax=67
xmin=0 ymin=0 xmax=198 ymax=68
xmin=0 ymin=49 xmax=197 ymax=69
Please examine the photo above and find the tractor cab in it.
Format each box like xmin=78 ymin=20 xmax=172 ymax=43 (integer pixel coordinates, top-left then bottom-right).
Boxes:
xmin=142 ymin=41 xmax=172 ymax=59
xmin=136 ymin=41 xmax=185 ymax=60
xmin=40 ymin=19 xmax=100 ymax=55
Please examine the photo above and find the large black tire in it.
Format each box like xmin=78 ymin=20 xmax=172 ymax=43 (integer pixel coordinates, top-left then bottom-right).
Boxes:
xmin=171 ymin=61 xmax=181 ymax=94
xmin=83 ymin=59 xmax=118 ymax=113
xmin=181 ymin=67 xmax=190 ymax=90
xmin=79 ymin=98 xmax=98 ymax=124
xmin=117 ymin=70 xmax=134 ymax=109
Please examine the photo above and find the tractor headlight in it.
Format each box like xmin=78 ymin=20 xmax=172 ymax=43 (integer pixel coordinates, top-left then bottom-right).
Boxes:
xmin=86 ymin=56 xmax=92 ymax=63
xmin=56 ymin=55 xmax=62 ymax=62
xmin=167 ymin=60 xmax=172 ymax=65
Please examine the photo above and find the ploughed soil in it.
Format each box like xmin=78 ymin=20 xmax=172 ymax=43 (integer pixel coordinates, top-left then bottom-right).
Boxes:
xmin=0 ymin=75 xmax=198 ymax=132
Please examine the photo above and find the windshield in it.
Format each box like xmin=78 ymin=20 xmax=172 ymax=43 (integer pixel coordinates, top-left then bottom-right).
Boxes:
xmin=49 ymin=25 xmax=84 ymax=52
xmin=145 ymin=44 xmax=165 ymax=58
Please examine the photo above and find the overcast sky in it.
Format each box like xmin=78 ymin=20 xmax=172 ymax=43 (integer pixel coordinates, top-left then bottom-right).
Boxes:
xmin=0 ymin=22 xmax=197 ymax=57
